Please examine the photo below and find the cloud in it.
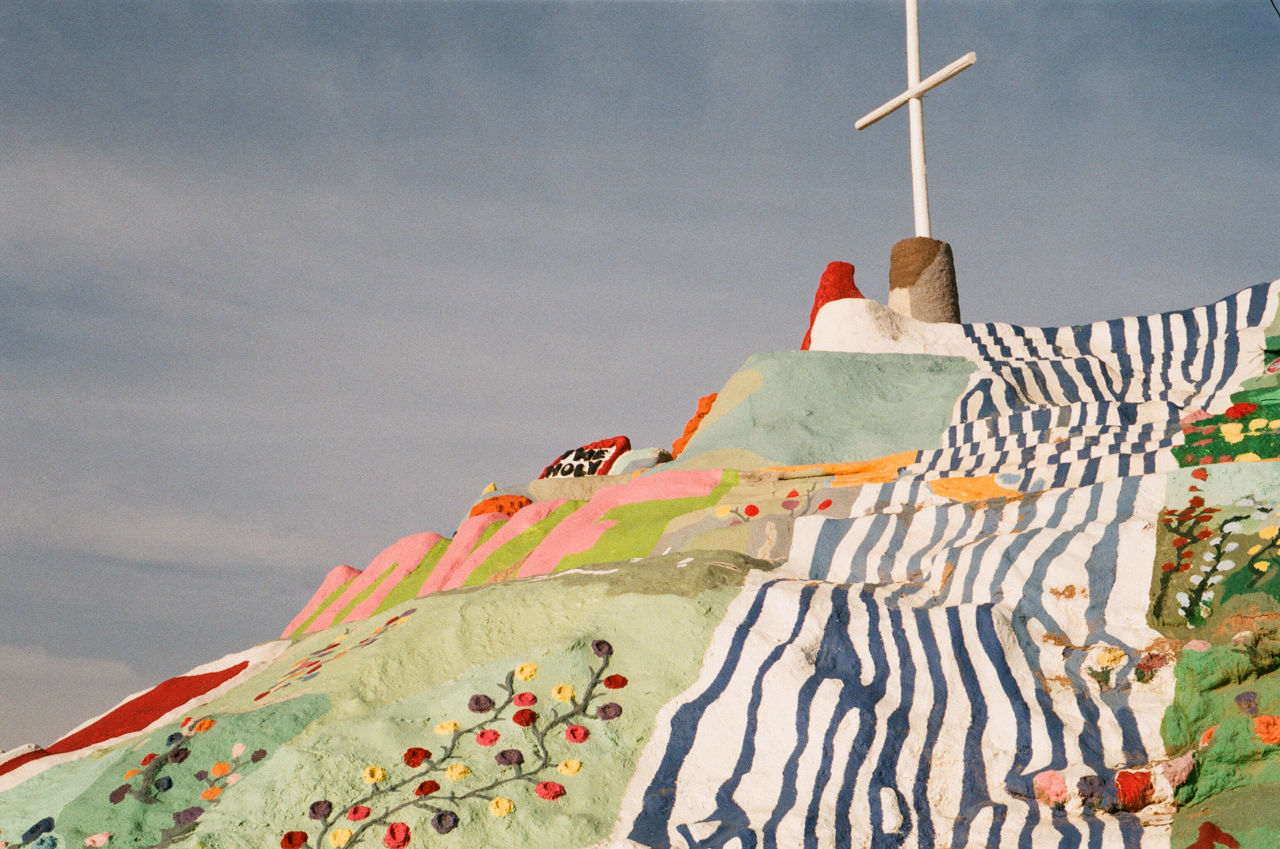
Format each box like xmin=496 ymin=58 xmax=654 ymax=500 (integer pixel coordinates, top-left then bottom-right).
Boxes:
xmin=0 ymin=643 xmax=148 ymax=751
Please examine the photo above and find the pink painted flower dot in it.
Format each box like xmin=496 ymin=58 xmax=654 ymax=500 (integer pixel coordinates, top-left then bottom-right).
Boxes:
xmin=476 ymin=729 xmax=501 ymax=746
xmin=565 ymin=724 xmax=589 ymax=743
xmin=513 ymin=692 xmax=537 ymax=706
xmin=535 ymin=780 xmax=566 ymax=800
xmin=347 ymin=805 xmax=372 ymax=821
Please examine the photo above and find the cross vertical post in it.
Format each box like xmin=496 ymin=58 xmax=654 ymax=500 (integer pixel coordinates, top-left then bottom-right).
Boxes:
xmin=855 ymin=0 xmax=974 ymax=239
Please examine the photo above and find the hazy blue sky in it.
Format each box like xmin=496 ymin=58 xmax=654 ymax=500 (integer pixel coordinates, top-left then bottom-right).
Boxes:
xmin=2 ymin=1 xmax=1277 ymax=750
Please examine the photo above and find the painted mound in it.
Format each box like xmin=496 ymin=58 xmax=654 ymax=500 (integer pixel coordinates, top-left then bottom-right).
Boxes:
xmin=4 ymin=272 xmax=1280 ymax=849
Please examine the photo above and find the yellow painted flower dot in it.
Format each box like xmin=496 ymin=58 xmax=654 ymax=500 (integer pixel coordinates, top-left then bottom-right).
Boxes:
xmin=1250 ymin=544 xmax=1264 ymax=555
xmin=329 ymin=828 xmax=354 ymax=847
xmin=1096 ymin=646 xmax=1127 ymax=668
xmin=1261 ymin=526 xmax=1278 ymax=540
xmin=1220 ymin=422 xmax=1245 ymax=443
xmin=1238 ymin=453 xmax=1262 ymax=462
xmin=1250 ymin=418 xmax=1268 ymax=431
xmin=434 ymin=720 xmax=460 ymax=735
xmin=446 ymin=763 xmax=470 ymax=781
xmin=552 ymin=684 xmax=576 ymax=703
xmin=558 ymin=759 xmax=583 ymax=775
xmin=714 ymin=504 xmax=733 ymax=518
xmin=514 ymin=663 xmax=538 ymax=681
xmin=489 ymin=797 xmax=515 ymax=816
xmin=1256 ymin=561 xmax=1271 ymax=573
xmin=362 ymin=765 xmax=387 ymax=784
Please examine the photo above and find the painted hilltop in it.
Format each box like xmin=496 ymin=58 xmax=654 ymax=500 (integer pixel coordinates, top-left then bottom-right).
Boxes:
xmin=3 ymin=239 xmax=1280 ymax=849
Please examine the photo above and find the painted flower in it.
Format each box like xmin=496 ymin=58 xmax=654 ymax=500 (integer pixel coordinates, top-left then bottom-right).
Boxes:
xmin=818 ymin=499 xmax=833 ymax=510
xmin=231 ymin=742 xmax=245 ymax=759
xmin=1255 ymin=715 xmax=1280 ymax=744
xmin=155 ymin=776 xmax=173 ymax=792
xmin=1163 ymin=752 xmax=1195 ymax=789
xmin=597 ymin=702 xmax=623 ymax=720
xmin=251 ymin=749 xmax=268 ymax=763
xmin=141 ymin=753 xmax=157 ymax=766
xmin=309 ymin=800 xmax=333 ymax=820
xmin=435 ymin=720 xmax=460 ymax=735
xmin=168 ymin=748 xmax=190 ymax=764
xmin=382 ymin=822 xmax=411 ymax=849
xmin=85 ymin=833 xmax=112 ymax=847
xmin=1200 ymin=725 xmax=1219 ymax=748
xmin=1114 ymin=770 xmax=1152 ymax=812
xmin=1236 ymin=692 xmax=1260 ymax=716
xmin=1095 ymin=646 xmax=1128 ymax=668
xmin=536 ymin=781 xmax=566 ymax=800
xmin=201 ymin=787 xmax=223 ymax=801
xmin=431 ymin=811 xmax=459 ymax=834
xmin=592 ymin=639 xmax=614 ymax=657
xmin=191 ymin=718 xmax=216 ymax=733
xmin=489 ymin=797 xmax=515 ymax=817
xmin=476 ymin=729 xmax=501 ymax=746
xmin=469 ymin=694 xmax=496 ymax=713
xmin=1226 ymin=402 xmax=1258 ymax=419
xmin=513 ymin=708 xmax=538 ymax=727
xmin=211 ymin=762 xmax=232 ymax=778
xmin=173 ymin=807 xmax=204 ymax=825
xmin=402 ymin=747 xmax=431 ymax=767
xmin=328 ymin=828 xmax=354 ymax=847
xmin=558 ymin=759 xmax=582 ymax=775
xmin=781 ymin=499 xmax=800 ymax=510
xmin=362 ymin=765 xmax=387 ymax=784
xmin=414 ymin=780 xmax=440 ymax=797
xmin=565 ymin=724 xmax=590 ymax=743
xmin=743 ymin=504 xmax=760 ymax=517
xmin=551 ymin=684 xmax=576 ymax=703
xmin=514 ymin=662 xmax=538 ymax=681
xmin=346 ymin=806 xmax=371 ymax=821
xmin=513 ymin=691 xmax=537 ymax=706
xmin=165 ymin=732 xmax=185 ymax=746
xmin=226 ymin=774 xmax=243 ymax=785
xmin=445 ymin=763 xmax=470 ymax=781
xmin=603 ymin=674 xmax=628 ymax=689
xmin=281 ymin=832 xmax=308 ymax=849
xmin=1033 ymin=769 xmax=1068 ymax=805
xmin=495 ymin=748 xmax=524 ymax=766
xmin=21 ymin=820 xmax=54 ymax=843
xmin=123 ymin=769 xmax=139 ymax=780
xmin=1076 ymin=774 xmax=1106 ymax=807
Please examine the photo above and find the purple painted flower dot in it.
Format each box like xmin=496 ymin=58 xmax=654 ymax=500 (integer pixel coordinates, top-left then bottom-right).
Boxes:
xmin=1077 ymin=774 xmax=1106 ymax=806
xmin=592 ymin=640 xmax=613 ymax=657
xmin=22 ymin=817 xmax=54 ymax=842
xmin=431 ymin=811 xmax=459 ymax=834
xmin=169 ymin=747 xmax=190 ymax=764
xmin=495 ymin=748 xmax=525 ymax=766
xmin=597 ymin=702 xmax=623 ymax=720
xmin=109 ymin=784 xmax=132 ymax=804
xmin=1236 ymin=691 xmax=1260 ymax=716
xmin=309 ymin=799 xmax=333 ymax=820
xmin=251 ymin=748 xmax=268 ymax=763
xmin=469 ymin=693 xmax=495 ymax=713
xmin=194 ymin=769 xmax=209 ymax=781
xmin=173 ymin=807 xmax=205 ymax=825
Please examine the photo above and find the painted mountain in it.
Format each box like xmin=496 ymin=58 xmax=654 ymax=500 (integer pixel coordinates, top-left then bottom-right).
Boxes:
xmin=5 ymin=270 xmax=1280 ymax=849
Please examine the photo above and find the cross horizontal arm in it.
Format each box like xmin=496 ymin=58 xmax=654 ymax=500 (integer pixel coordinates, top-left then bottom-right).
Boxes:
xmin=854 ymin=51 xmax=976 ymax=131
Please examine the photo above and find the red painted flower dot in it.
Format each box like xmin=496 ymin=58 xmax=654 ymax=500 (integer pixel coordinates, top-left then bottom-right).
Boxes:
xmin=1192 ymin=468 xmax=1209 ymax=480
xmin=402 ymin=747 xmax=431 ymax=767
xmin=1114 ymin=770 xmax=1152 ymax=812
xmin=535 ymin=781 xmax=566 ymax=800
xmin=743 ymin=504 xmax=759 ymax=517
xmin=1225 ymin=402 xmax=1258 ymax=419
xmin=1161 ymin=562 xmax=1176 ymax=572
xmin=383 ymin=822 xmax=411 ymax=849
xmin=1199 ymin=456 xmax=1213 ymax=465
xmin=786 ymin=490 xmax=800 ymax=498
xmin=603 ymin=674 xmax=628 ymax=689
xmin=281 ymin=832 xmax=308 ymax=849
xmin=818 ymin=499 xmax=833 ymax=510
xmin=476 ymin=729 xmax=501 ymax=746
xmin=141 ymin=753 xmax=157 ymax=766
xmin=414 ymin=780 xmax=440 ymax=797
xmin=512 ymin=708 xmax=538 ymax=727
xmin=565 ymin=724 xmax=589 ymax=743
xmin=347 ymin=806 xmax=372 ymax=821
xmin=513 ymin=692 xmax=537 ymax=706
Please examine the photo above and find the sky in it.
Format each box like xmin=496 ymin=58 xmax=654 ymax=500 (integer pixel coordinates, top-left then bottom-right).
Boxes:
xmin=1 ymin=0 xmax=1277 ymax=751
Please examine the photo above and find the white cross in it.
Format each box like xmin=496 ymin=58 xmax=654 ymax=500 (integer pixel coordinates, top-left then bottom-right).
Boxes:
xmin=855 ymin=0 xmax=975 ymax=239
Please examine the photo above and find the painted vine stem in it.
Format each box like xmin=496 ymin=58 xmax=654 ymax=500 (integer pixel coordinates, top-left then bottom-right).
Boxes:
xmin=285 ymin=638 xmax=626 ymax=849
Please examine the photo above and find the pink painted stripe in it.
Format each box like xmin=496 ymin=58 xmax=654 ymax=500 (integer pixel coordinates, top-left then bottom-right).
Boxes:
xmin=517 ymin=469 xmax=723 ymax=578
xmin=308 ymin=532 xmax=446 ymax=633
xmin=281 ymin=564 xmax=362 ymax=638
xmin=439 ymin=500 xmax=568 ymax=591
xmin=415 ymin=512 xmax=509 ymax=598
xmin=345 ymin=532 xmax=447 ymax=622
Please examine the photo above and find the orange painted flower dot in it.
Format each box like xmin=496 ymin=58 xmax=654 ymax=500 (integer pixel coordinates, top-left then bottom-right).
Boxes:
xmin=1255 ymin=714 xmax=1280 ymax=745
xmin=210 ymin=762 xmax=231 ymax=778
xmin=192 ymin=718 xmax=216 ymax=733
xmin=201 ymin=786 xmax=223 ymax=801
